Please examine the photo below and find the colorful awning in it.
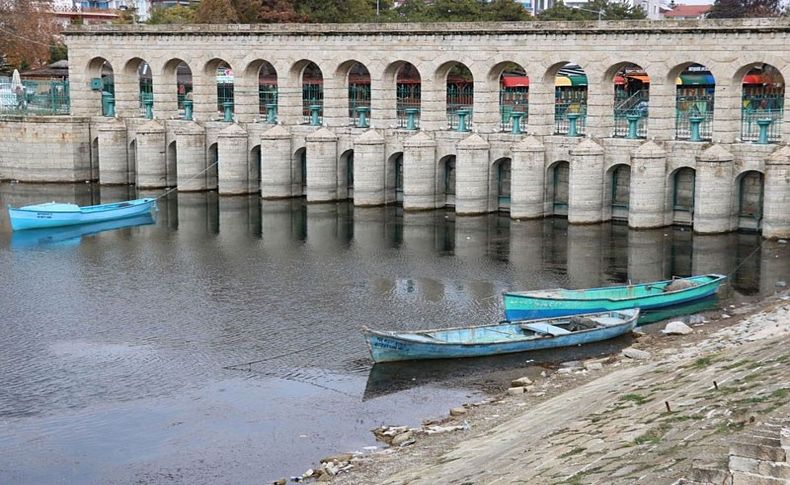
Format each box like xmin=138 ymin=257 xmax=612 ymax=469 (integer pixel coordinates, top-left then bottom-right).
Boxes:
xmin=501 ymin=76 xmax=530 ymax=88
xmin=676 ymin=72 xmax=715 ymax=86
xmin=556 ymin=74 xmax=587 ymax=87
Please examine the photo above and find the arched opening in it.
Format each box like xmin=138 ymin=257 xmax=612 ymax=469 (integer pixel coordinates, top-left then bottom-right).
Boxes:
xmin=208 ymin=143 xmax=218 ymax=190
xmin=494 ymin=158 xmax=511 ymax=211
xmin=167 ymin=140 xmax=177 ymax=187
xmin=388 ymin=152 xmax=404 ymax=203
xmin=250 ymin=145 xmax=261 ymax=193
xmin=396 ymin=63 xmax=421 ymax=129
xmin=554 ymin=63 xmax=587 ymax=135
xmin=439 ymin=155 xmax=456 ymax=207
xmin=91 ymin=137 xmax=99 ymax=181
xmin=612 ymin=63 xmax=650 ymax=138
xmin=340 ymin=149 xmax=354 ymax=199
xmin=89 ymin=58 xmax=114 ymax=117
xmin=737 ymin=171 xmax=764 ymax=231
xmin=294 ymin=148 xmax=307 ymax=196
xmin=740 ymin=64 xmax=784 ymax=143
xmin=174 ymin=61 xmax=193 ymax=119
xmin=549 ymin=161 xmax=569 ymax=216
xmin=675 ymin=63 xmax=715 ymax=141
xmin=444 ymin=63 xmax=474 ymax=130
xmin=137 ymin=61 xmax=153 ymax=116
xmin=496 ymin=63 xmax=528 ymax=133
xmin=610 ymin=164 xmax=631 ymax=220
xmin=128 ymin=139 xmax=137 ymax=183
xmin=206 ymin=59 xmax=234 ymax=118
xmin=347 ymin=62 xmax=371 ymax=127
xmin=257 ymin=62 xmax=278 ymax=122
xmin=301 ymin=62 xmax=323 ymax=125
xmin=671 ymin=167 xmax=695 ymax=225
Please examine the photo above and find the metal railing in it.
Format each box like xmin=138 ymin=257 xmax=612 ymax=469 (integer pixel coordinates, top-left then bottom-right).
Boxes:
xmin=613 ymin=91 xmax=648 ymax=138
xmin=555 ymin=101 xmax=586 ymax=136
xmin=741 ymin=108 xmax=783 ymax=143
xmin=302 ymin=83 xmax=323 ymax=125
xmin=500 ymin=88 xmax=528 ymax=133
xmin=675 ymin=91 xmax=713 ymax=141
xmin=0 ymin=80 xmax=70 ymax=115
xmin=396 ymin=83 xmax=420 ymax=129
xmin=447 ymin=83 xmax=473 ymax=131
xmin=259 ymin=85 xmax=278 ymax=123
xmin=348 ymin=83 xmax=370 ymax=126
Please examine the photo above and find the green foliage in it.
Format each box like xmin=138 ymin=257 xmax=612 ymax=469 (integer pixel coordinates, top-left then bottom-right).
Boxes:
xmin=295 ymin=0 xmax=380 ymax=22
xmin=147 ymin=5 xmax=197 ymax=24
xmin=49 ymin=44 xmax=68 ymax=63
xmin=194 ymin=0 xmax=239 ymax=23
xmin=538 ymin=0 xmax=646 ymax=20
xmin=707 ymin=0 xmax=784 ymax=18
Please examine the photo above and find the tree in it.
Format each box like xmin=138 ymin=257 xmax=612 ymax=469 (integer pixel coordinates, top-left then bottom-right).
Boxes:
xmin=538 ymin=0 xmax=646 ymax=20
xmin=707 ymin=0 xmax=783 ymax=18
xmin=0 ymin=0 xmax=61 ymax=70
xmin=295 ymin=0 xmax=378 ymax=22
xmin=484 ymin=0 xmax=532 ymax=21
xmin=147 ymin=5 xmax=197 ymax=24
xmin=194 ymin=0 xmax=239 ymax=23
xmin=256 ymin=0 xmax=306 ymax=23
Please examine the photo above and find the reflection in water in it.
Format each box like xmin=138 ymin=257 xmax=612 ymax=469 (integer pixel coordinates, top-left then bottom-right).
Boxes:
xmin=11 ymin=214 xmax=155 ymax=249
xmin=1 ymin=182 xmax=789 ymax=483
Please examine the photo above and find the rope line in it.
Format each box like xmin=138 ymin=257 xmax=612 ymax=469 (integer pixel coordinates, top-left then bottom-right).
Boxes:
xmin=0 ymin=25 xmax=57 ymax=48
xmin=726 ymin=240 xmax=763 ymax=280
xmin=155 ymin=160 xmax=218 ymax=200
xmin=222 ymin=339 xmax=330 ymax=371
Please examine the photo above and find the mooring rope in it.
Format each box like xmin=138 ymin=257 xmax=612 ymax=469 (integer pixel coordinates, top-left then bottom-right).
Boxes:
xmin=154 ymin=160 xmax=218 ymax=200
xmin=222 ymin=339 xmax=330 ymax=371
xmin=726 ymin=239 xmax=765 ymax=281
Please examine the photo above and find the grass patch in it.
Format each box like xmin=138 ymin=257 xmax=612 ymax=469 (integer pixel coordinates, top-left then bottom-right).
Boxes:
xmin=619 ymin=393 xmax=650 ymax=405
xmin=722 ymin=360 xmax=751 ymax=370
xmin=690 ymin=356 xmax=718 ymax=369
xmin=659 ymin=413 xmax=704 ymax=423
xmin=558 ymin=447 xmax=586 ymax=459
xmin=715 ymin=421 xmax=746 ymax=434
xmin=634 ymin=424 xmax=671 ymax=445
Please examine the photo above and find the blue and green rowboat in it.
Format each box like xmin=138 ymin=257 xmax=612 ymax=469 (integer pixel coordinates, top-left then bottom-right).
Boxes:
xmin=503 ymin=274 xmax=726 ymax=321
xmin=364 ymin=309 xmax=639 ymax=363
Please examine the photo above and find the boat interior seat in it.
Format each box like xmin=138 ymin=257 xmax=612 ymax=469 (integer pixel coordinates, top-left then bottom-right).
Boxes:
xmin=589 ymin=316 xmax=624 ymax=326
xmin=520 ymin=322 xmax=571 ymax=336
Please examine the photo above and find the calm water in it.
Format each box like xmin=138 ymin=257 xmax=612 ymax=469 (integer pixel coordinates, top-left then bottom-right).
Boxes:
xmin=0 ymin=182 xmax=788 ymax=484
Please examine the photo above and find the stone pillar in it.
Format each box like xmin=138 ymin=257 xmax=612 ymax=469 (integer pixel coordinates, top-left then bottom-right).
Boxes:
xmin=568 ymin=138 xmax=605 ymax=224
xmin=711 ymin=79 xmax=739 ymax=144
xmin=353 ymin=129 xmax=386 ymax=206
xmin=628 ymin=140 xmax=668 ymax=229
xmin=192 ymin=69 xmax=216 ymax=122
xmin=135 ymin=120 xmax=167 ymax=189
xmin=114 ymin=68 xmax=139 ymax=119
xmin=647 ymin=78 xmax=675 ymax=142
xmin=510 ymin=135 xmax=546 ymax=219
xmin=402 ymin=131 xmax=437 ymax=210
xmin=526 ymin=77 xmax=555 ymax=136
xmin=232 ymin=70 xmax=257 ymax=123
xmin=371 ymin=74 xmax=396 ymax=130
xmin=472 ymin=75 xmax=500 ymax=134
xmin=277 ymin=70 xmax=302 ymax=126
xmin=455 ymin=133 xmax=491 ymax=215
xmin=152 ymin=67 xmax=177 ymax=120
xmin=763 ymin=145 xmax=790 ymax=239
xmin=694 ymin=144 xmax=734 ymax=234
xmin=217 ymin=124 xmax=249 ymax=194
xmin=305 ymin=127 xmax=338 ymax=202
xmin=584 ymin=71 xmax=609 ymax=138
xmin=322 ymin=74 xmax=346 ymax=128
xmin=97 ymin=118 xmax=129 ymax=185
xmin=418 ymin=75 xmax=445 ymax=132
xmin=260 ymin=124 xmax=293 ymax=199
xmin=174 ymin=122 xmax=207 ymax=191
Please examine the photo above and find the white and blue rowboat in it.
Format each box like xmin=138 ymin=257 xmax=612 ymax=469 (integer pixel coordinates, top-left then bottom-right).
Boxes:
xmin=363 ymin=309 xmax=639 ymax=363
xmin=503 ymin=274 xmax=726 ymax=321
xmin=8 ymin=198 xmax=157 ymax=231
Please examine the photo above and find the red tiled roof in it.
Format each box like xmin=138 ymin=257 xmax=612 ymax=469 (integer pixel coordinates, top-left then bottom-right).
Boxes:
xmin=664 ymin=4 xmax=712 ymax=17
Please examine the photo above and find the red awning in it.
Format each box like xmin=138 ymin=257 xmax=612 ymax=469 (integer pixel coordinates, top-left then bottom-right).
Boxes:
xmin=501 ymin=76 xmax=530 ymax=88
xmin=614 ymin=75 xmax=626 ymax=85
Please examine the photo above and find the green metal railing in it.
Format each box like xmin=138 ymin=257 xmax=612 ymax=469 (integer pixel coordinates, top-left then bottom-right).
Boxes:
xmin=177 ymin=81 xmax=193 ymax=119
xmin=217 ymin=83 xmax=234 ymax=118
xmin=555 ymin=101 xmax=587 ymax=136
xmin=741 ymin=107 xmax=783 ymax=143
xmin=139 ymin=77 xmax=153 ymax=116
xmin=675 ymin=90 xmax=713 ymax=141
xmin=396 ymin=83 xmax=420 ymax=129
xmin=500 ymin=87 xmax=528 ymax=133
xmin=0 ymin=80 xmax=70 ymax=115
xmin=447 ymin=83 xmax=473 ymax=131
xmin=302 ymin=83 xmax=323 ymax=125
xmin=348 ymin=83 xmax=371 ymax=127
xmin=613 ymin=90 xmax=648 ymax=138
xmin=259 ymin=84 xmax=278 ymax=123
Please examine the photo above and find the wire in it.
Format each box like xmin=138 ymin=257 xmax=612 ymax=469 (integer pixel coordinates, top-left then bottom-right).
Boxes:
xmin=0 ymin=25 xmax=58 ymax=48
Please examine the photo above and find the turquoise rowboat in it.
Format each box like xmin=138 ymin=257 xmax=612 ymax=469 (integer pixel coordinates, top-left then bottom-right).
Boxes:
xmin=8 ymin=198 xmax=157 ymax=231
xmin=364 ymin=309 xmax=639 ymax=363
xmin=503 ymin=274 xmax=726 ymax=321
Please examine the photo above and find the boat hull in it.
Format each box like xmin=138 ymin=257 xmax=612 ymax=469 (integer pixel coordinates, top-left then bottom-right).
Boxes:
xmin=503 ymin=275 xmax=725 ymax=321
xmin=365 ymin=311 xmax=638 ymax=363
xmin=8 ymin=198 xmax=156 ymax=231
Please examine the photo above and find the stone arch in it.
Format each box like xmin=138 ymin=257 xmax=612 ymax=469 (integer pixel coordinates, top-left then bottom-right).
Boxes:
xmin=167 ymin=140 xmax=177 ymax=187
xmin=668 ymin=166 xmax=696 ymax=225
xmin=551 ymin=62 xmax=588 ymax=136
xmin=546 ymin=160 xmax=570 ymax=216
xmin=384 ymin=61 xmax=421 ymax=129
xmin=734 ymin=169 xmax=764 ymax=231
xmin=490 ymin=157 xmax=512 ymax=212
xmin=245 ymin=60 xmax=278 ymax=121
xmin=669 ymin=62 xmax=715 ymax=141
xmin=88 ymin=57 xmax=114 ymax=116
xmin=340 ymin=148 xmax=354 ymax=199
xmin=128 ymin=138 xmax=137 ymax=181
xmin=386 ymin=151 xmax=404 ymax=204
xmin=605 ymin=163 xmax=631 ymax=221
xmin=736 ymin=63 xmax=785 ymax=143
xmin=436 ymin=61 xmax=474 ymax=131
xmin=163 ymin=59 xmax=193 ymax=119
xmin=438 ymin=154 xmax=456 ymax=207
xmin=290 ymin=60 xmax=323 ymax=125
xmin=603 ymin=61 xmax=650 ymax=139
xmin=208 ymin=142 xmax=219 ymax=190
xmin=124 ymin=57 xmax=153 ymax=117
xmin=336 ymin=60 xmax=371 ymax=127
xmin=249 ymin=145 xmax=261 ymax=193
xmin=205 ymin=58 xmax=234 ymax=118
xmin=293 ymin=147 xmax=307 ymax=195
xmin=489 ymin=62 xmax=529 ymax=133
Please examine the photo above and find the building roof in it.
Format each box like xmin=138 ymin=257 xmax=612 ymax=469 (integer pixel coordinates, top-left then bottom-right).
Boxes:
xmin=663 ymin=4 xmax=712 ymax=18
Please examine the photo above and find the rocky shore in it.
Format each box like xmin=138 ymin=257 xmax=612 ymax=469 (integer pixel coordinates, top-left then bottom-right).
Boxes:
xmin=285 ymin=296 xmax=790 ymax=484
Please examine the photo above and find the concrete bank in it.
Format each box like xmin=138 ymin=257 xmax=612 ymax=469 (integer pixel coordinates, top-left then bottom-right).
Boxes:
xmin=322 ymin=298 xmax=790 ymax=484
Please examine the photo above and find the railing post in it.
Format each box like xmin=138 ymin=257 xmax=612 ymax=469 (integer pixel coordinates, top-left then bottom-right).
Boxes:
xmin=309 ymin=104 xmax=322 ymax=126
xmin=183 ymin=99 xmax=193 ymax=120
xmin=405 ymin=108 xmax=419 ymax=130
xmin=102 ymin=92 xmax=115 ymax=117
xmin=626 ymin=113 xmax=641 ymax=139
xmin=510 ymin=112 xmax=523 ymax=135
xmin=689 ymin=115 xmax=704 ymax=142
xmin=144 ymin=98 xmax=154 ymax=120
xmin=222 ymin=101 xmax=234 ymax=122
xmin=266 ymin=103 xmax=277 ymax=124
xmin=567 ymin=112 xmax=580 ymax=137
xmin=456 ymin=108 xmax=470 ymax=133
xmin=757 ymin=118 xmax=772 ymax=144
xmin=356 ymin=106 xmax=370 ymax=128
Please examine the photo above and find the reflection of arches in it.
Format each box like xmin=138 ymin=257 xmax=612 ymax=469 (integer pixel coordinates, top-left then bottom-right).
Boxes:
xmin=250 ymin=145 xmax=261 ymax=193
xmin=208 ymin=143 xmax=218 ymax=190
xmin=438 ymin=155 xmax=456 ymax=207
xmin=607 ymin=62 xmax=650 ymax=138
xmin=672 ymin=62 xmax=715 ymax=141
xmin=492 ymin=157 xmax=511 ymax=211
xmin=608 ymin=164 xmax=630 ymax=220
xmin=490 ymin=62 xmax=528 ymax=133
xmin=294 ymin=147 xmax=307 ymax=195
xmin=163 ymin=59 xmax=192 ymax=118
xmin=387 ymin=62 xmax=421 ymax=129
xmin=671 ymin=167 xmax=695 ymax=225
xmin=340 ymin=149 xmax=354 ymax=199
xmin=437 ymin=62 xmax=473 ymax=130
xmin=205 ymin=58 xmax=234 ymax=116
xmin=554 ymin=63 xmax=588 ymax=136
xmin=547 ymin=161 xmax=569 ymax=216
xmin=245 ymin=60 xmax=278 ymax=119
xmin=88 ymin=57 xmax=114 ymax=116
xmin=167 ymin=140 xmax=177 ymax=187
xmin=738 ymin=63 xmax=785 ymax=143
xmin=736 ymin=170 xmax=764 ymax=230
